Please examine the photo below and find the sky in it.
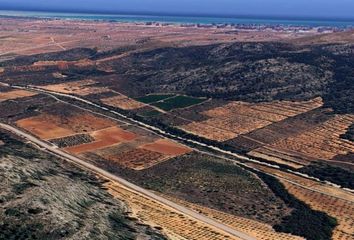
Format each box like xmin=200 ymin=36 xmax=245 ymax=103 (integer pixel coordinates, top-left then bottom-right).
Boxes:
xmin=1 ymin=0 xmax=354 ymax=19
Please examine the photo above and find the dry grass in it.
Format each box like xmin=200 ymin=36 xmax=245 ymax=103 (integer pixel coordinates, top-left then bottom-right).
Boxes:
xmin=101 ymin=95 xmax=145 ymax=110
xmin=38 ymin=80 xmax=110 ymax=96
xmin=0 ymin=90 xmax=37 ymax=102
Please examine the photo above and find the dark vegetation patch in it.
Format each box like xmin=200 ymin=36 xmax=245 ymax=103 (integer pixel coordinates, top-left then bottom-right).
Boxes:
xmin=0 ymin=94 xmax=52 ymax=119
xmin=0 ymin=48 xmax=97 ymax=67
xmin=90 ymin=152 xmax=291 ymax=225
xmin=151 ymin=95 xmax=206 ymax=111
xmin=299 ymin=162 xmax=354 ymax=189
xmin=340 ymin=123 xmax=354 ymax=142
xmin=90 ymin=45 xmax=138 ymax=60
xmin=50 ymin=134 xmax=95 ymax=148
xmin=136 ymin=94 xmax=175 ymax=104
xmin=138 ymin=110 xmax=162 ymax=117
xmin=331 ymin=154 xmax=354 ymax=172
xmin=256 ymin=171 xmax=337 ymax=240
xmin=0 ymin=131 xmax=166 ymax=240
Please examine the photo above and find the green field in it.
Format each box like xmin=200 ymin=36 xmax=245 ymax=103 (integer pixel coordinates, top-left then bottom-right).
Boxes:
xmin=152 ymin=95 xmax=206 ymax=111
xmin=136 ymin=94 xmax=175 ymax=104
xmin=139 ymin=110 xmax=161 ymax=117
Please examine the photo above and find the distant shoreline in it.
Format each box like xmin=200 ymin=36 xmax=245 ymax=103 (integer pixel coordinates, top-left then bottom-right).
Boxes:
xmin=1 ymin=8 xmax=354 ymax=22
xmin=1 ymin=10 xmax=354 ymax=28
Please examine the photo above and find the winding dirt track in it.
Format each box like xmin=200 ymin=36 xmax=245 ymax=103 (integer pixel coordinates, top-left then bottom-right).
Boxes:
xmin=0 ymin=122 xmax=256 ymax=240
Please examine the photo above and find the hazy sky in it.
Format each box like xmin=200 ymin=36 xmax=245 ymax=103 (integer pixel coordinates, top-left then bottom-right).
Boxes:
xmin=1 ymin=0 xmax=354 ymax=19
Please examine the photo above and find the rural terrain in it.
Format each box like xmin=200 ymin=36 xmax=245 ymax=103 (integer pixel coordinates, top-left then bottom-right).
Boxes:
xmin=0 ymin=16 xmax=354 ymax=240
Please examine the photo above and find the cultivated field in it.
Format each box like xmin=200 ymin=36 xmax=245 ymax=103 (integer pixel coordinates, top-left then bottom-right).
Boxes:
xmin=165 ymin=195 xmax=304 ymax=240
xmin=103 ymin=148 xmax=166 ymax=170
xmin=140 ymin=139 xmax=192 ymax=156
xmin=105 ymin=181 xmax=242 ymax=240
xmin=180 ymin=97 xmax=323 ymax=142
xmin=16 ymin=111 xmax=117 ymax=140
xmin=92 ymin=138 xmax=192 ymax=170
xmin=136 ymin=94 xmax=175 ymax=104
xmin=250 ymin=114 xmax=354 ymax=167
xmin=12 ymin=100 xmax=192 ymax=170
xmin=16 ymin=115 xmax=75 ymax=140
xmin=101 ymin=94 xmax=146 ymax=110
xmin=64 ymin=126 xmax=137 ymax=154
xmin=151 ymin=95 xmax=207 ymax=111
xmin=282 ymin=182 xmax=354 ymax=240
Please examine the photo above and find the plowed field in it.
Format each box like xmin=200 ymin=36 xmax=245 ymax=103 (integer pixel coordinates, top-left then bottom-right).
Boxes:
xmin=180 ymin=98 xmax=323 ymax=142
xmin=64 ymin=126 xmax=136 ymax=154
xmin=140 ymin=139 xmax=192 ymax=156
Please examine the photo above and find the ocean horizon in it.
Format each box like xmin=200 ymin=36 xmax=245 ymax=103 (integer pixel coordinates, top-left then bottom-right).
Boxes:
xmin=1 ymin=10 xmax=354 ymax=28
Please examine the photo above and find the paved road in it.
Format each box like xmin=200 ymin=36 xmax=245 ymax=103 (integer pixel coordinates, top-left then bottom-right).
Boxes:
xmin=0 ymin=123 xmax=256 ymax=240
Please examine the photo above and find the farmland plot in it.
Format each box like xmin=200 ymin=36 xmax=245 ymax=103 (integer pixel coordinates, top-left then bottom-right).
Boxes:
xmin=0 ymin=90 xmax=37 ymax=102
xmin=180 ymin=97 xmax=323 ymax=142
xmin=253 ymin=114 xmax=354 ymax=166
xmin=101 ymin=95 xmax=145 ymax=110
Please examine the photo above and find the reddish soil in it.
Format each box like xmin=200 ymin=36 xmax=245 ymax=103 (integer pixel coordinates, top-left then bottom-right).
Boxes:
xmin=106 ymin=148 xmax=166 ymax=170
xmin=140 ymin=139 xmax=192 ymax=156
xmin=16 ymin=116 xmax=75 ymax=140
xmin=64 ymin=126 xmax=136 ymax=154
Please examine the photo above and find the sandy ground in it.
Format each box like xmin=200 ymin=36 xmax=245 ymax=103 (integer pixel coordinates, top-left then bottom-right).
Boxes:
xmin=0 ymin=90 xmax=37 ymax=102
xmin=140 ymin=139 xmax=192 ymax=156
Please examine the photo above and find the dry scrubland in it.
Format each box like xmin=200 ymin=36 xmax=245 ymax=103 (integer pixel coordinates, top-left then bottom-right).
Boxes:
xmin=0 ymin=17 xmax=317 ymax=61
xmin=0 ymin=131 xmax=166 ymax=240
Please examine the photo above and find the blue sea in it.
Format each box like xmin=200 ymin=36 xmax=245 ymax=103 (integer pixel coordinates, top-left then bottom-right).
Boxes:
xmin=1 ymin=10 xmax=354 ymax=28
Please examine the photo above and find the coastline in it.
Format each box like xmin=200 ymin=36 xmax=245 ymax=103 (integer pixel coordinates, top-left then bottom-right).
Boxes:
xmin=0 ymin=10 xmax=354 ymax=29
